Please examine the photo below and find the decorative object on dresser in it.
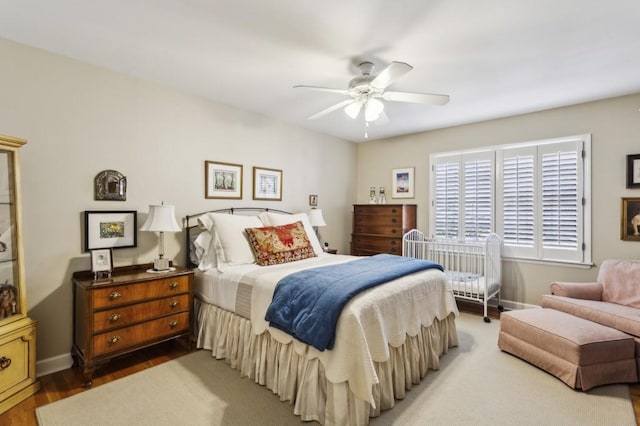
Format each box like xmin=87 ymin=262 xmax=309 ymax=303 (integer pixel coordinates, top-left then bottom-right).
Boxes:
xmin=72 ymin=264 xmax=194 ymax=387
xmin=90 ymin=248 xmax=113 ymax=280
xmin=205 ymin=160 xmax=243 ymax=200
xmin=140 ymin=203 xmax=181 ymax=271
xmin=391 ymin=167 xmax=415 ymax=198
xmin=252 ymin=166 xmax=282 ymax=201
xmin=84 ymin=210 xmax=137 ymax=250
xmin=94 ymin=169 xmax=127 ymax=201
xmin=0 ymin=134 xmax=40 ymax=415
xmin=351 ymin=204 xmax=417 ymax=256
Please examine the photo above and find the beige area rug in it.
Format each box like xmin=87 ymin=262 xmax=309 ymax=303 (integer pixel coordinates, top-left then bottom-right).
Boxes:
xmin=37 ymin=313 xmax=635 ymax=426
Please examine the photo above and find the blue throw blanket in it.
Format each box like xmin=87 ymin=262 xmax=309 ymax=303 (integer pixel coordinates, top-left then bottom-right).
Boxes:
xmin=265 ymin=254 xmax=444 ymax=351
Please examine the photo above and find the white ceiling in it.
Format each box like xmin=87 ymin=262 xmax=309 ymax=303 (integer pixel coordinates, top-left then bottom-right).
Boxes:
xmin=1 ymin=0 xmax=639 ymax=143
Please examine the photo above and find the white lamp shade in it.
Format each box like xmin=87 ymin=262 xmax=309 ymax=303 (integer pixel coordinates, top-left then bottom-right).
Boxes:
xmin=141 ymin=204 xmax=181 ymax=232
xmin=345 ymin=101 xmax=363 ymax=119
xmin=365 ymin=98 xmax=384 ymax=122
xmin=308 ymin=209 xmax=326 ymax=227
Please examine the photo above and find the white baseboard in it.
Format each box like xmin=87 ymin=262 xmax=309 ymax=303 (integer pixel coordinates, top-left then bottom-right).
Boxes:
xmin=488 ymin=298 xmax=539 ymax=311
xmin=37 ymin=352 xmax=73 ymax=377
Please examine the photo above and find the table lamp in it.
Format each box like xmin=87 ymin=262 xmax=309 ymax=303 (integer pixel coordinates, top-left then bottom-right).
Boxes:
xmin=141 ymin=202 xmax=180 ymax=271
xmin=308 ymin=208 xmax=326 ymax=238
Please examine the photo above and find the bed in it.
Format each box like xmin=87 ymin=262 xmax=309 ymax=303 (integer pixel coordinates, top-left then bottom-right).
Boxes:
xmin=185 ymin=208 xmax=459 ymax=425
xmin=402 ymin=229 xmax=503 ymax=323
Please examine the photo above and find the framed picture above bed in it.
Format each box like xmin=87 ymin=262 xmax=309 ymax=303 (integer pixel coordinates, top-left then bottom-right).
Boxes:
xmin=205 ymin=161 xmax=243 ymax=199
xmin=253 ymin=166 xmax=282 ymax=201
xmin=84 ymin=210 xmax=137 ymax=251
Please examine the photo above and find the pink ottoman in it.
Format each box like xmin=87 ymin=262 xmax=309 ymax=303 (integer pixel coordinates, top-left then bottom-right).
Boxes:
xmin=498 ymin=308 xmax=637 ymax=390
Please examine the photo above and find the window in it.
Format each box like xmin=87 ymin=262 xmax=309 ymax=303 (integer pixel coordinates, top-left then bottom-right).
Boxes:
xmin=430 ymin=135 xmax=590 ymax=265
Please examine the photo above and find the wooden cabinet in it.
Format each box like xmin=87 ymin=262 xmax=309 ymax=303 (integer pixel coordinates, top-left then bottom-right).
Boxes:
xmin=72 ymin=264 xmax=194 ymax=386
xmin=351 ymin=204 xmax=417 ymax=256
xmin=0 ymin=135 xmax=40 ymax=415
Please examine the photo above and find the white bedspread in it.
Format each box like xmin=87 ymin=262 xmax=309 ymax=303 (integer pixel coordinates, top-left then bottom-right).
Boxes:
xmin=201 ymin=254 xmax=458 ymax=406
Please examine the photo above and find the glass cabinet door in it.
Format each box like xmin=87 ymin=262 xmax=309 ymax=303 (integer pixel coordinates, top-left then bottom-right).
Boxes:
xmin=0 ymin=149 xmax=20 ymax=321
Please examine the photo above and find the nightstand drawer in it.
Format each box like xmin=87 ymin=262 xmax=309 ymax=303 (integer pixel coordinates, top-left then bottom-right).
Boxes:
xmin=93 ymin=311 xmax=189 ymax=356
xmin=93 ymin=294 xmax=190 ymax=333
xmin=93 ymin=275 xmax=190 ymax=309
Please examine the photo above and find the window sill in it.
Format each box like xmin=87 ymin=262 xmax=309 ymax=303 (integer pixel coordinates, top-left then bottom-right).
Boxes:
xmin=502 ymin=256 xmax=594 ymax=269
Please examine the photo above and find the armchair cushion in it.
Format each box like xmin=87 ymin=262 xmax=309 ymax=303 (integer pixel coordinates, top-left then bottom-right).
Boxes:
xmin=550 ymin=281 xmax=602 ymax=300
xmin=599 ymin=259 xmax=640 ymax=308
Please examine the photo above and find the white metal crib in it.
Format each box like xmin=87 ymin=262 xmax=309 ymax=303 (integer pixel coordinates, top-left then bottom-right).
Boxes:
xmin=402 ymin=229 xmax=503 ymax=322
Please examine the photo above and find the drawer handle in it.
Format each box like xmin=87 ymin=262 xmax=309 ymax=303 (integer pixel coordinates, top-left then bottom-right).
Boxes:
xmin=108 ymin=336 xmax=121 ymax=345
xmin=169 ymin=300 xmax=179 ymax=308
xmin=391 ymin=240 xmax=397 ymax=245
xmin=108 ymin=291 xmax=122 ymax=301
xmin=109 ymin=313 xmax=121 ymax=322
xmin=391 ymin=218 xmax=397 ymax=223
xmin=391 ymin=229 xmax=397 ymax=234
xmin=169 ymin=321 xmax=178 ymax=328
xmin=391 ymin=209 xmax=397 ymax=213
xmin=169 ymin=282 xmax=178 ymax=289
xmin=0 ymin=356 xmax=11 ymax=369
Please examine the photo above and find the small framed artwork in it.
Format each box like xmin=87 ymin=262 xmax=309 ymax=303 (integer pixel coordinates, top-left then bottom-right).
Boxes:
xmin=205 ymin=161 xmax=243 ymax=199
xmin=392 ymin=167 xmax=415 ymax=198
xmin=627 ymin=154 xmax=640 ymax=189
xmin=90 ymin=248 xmax=113 ymax=273
xmin=84 ymin=210 xmax=137 ymax=251
xmin=253 ymin=167 xmax=282 ymax=201
xmin=621 ymin=197 xmax=640 ymax=241
xmin=309 ymin=194 xmax=318 ymax=207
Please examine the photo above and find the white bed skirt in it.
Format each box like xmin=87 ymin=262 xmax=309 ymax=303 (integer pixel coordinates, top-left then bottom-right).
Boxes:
xmin=195 ymin=299 xmax=458 ymax=425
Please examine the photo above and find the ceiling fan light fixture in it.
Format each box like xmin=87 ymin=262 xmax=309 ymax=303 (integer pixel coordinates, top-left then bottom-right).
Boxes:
xmin=365 ymin=98 xmax=384 ymax=122
xmin=345 ymin=101 xmax=362 ymax=119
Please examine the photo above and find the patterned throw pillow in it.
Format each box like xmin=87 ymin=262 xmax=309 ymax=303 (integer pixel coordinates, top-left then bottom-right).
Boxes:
xmin=245 ymin=221 xmax=317 ymax=266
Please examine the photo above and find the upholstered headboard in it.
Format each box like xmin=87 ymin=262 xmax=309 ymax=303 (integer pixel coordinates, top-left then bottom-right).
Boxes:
xmin=184 ymin=207 xmax=291 ymax=268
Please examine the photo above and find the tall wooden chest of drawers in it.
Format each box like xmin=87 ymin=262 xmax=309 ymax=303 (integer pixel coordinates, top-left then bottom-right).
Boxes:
xmin=351 ymin=204 xmax=417 ymax=256
xmin=72 ymin=264 xmax=194 ymax=386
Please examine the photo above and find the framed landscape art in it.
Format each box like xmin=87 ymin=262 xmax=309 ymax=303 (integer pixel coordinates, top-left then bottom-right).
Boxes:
xmin=205 ymin=161 xmax=243 ymax=199
xmin=84 ymin=210 xmax=137 ymax=251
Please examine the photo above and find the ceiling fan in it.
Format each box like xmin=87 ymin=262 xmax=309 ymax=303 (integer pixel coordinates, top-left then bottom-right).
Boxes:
xmin=294 ymin=61 xmax=449 ymax=136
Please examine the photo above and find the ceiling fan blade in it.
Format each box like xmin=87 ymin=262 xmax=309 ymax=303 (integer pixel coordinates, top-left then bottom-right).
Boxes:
xmin=370 ymin=61 xmax=413 ymax=89
xmin=293 ymin=85 xmax=350 ymax=96
xmin=307 ymin=99 xmax=356 ymax=120
xmin=382 ymin=91 xmax=450 ymax=105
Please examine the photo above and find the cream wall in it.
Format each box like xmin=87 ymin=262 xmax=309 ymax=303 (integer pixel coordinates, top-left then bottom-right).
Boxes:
xmin=357 ymin=93 xmax=640 ymax=306
xmin=0 ymin=38 xmax=357 ymax=364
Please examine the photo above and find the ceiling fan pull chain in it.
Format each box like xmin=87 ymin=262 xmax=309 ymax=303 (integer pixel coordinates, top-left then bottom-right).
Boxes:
xmin=365 ymin=121 xmax=369 ymax=139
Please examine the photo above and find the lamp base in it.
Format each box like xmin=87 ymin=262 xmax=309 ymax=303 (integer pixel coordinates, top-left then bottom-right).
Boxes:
xmin=153 ymin=258 xmax=170 ymax=271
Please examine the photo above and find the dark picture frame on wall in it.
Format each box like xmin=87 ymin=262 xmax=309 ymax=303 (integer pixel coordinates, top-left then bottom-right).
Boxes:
xmin=621 ymin=197 xmax=640 ymax=241
xmin=626 ymin=154 xmax=640 ymax=189
xmin=84 ymin=210 xmax=137 ymax=251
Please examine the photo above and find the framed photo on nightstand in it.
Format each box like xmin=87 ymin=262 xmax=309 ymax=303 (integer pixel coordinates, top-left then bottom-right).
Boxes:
xmin=91 ymin=248 xmax=113 ymax=278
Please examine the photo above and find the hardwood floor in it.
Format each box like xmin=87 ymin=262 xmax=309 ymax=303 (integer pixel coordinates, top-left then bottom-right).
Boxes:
xmin=2 ymin=308 xmax=639 ymax=425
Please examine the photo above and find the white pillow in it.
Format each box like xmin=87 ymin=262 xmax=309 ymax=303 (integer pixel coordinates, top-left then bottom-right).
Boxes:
xmin=259 ymin=212 xmax=323 ymax=255
xmin=203 ymin=213 xmax=263 ymax=271
xmin=191 ymin=230 xmax=218 ymax=272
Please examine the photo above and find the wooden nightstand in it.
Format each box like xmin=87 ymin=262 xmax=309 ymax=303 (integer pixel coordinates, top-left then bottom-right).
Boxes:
xmin=71 ymin=264 xmax=194 ymax=387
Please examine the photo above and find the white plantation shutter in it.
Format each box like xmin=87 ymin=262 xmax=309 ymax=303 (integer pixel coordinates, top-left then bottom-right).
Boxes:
xmin=539 ymin=141 xmax=583 ymax=262
xmin=433 ymin=156 xmax=460 ymax=239
xmin=498 ymin=146 xmax=537 ymax=258
xmin=431 ymin=134 xmax=590 ymax=264
xmin=431 ymin=151 xmax=494 ymax=240
xmin=463 ymin=153 xmax=494 ymax=240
